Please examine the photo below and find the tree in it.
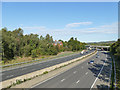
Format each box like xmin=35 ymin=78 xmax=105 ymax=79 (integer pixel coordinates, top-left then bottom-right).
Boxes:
xmin=1 ymin=27 xmax=86 ymax=63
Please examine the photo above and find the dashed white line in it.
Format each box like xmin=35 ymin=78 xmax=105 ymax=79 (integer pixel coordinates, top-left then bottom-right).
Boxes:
xmin=85 ymin=72 xmax=88 ymax=75
xmin=32 ymin=69 xmax=36 ymax=71
xmin=61 ymin=79 xmax=65 ymax=82
xmin=73 ymin=71 xmax=77 ymax=74
xmin=76 ymin=80 xmax=80 ymax=83
xmin=6 ymin=75 xmax=14 ymax=78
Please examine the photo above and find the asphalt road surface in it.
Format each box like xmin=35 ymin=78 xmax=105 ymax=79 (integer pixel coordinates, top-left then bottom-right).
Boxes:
xmin=2 ymin=50 xmax=94 ymax=81
xmin=31 ymin=51 xmax=112 ymax=89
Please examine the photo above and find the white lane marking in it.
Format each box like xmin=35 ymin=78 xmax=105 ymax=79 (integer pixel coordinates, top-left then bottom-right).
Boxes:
xmin=76 ymin=80 xmax=80 ymax=83
xmin=30 ymin=51 xmax=96 ymax=88
xmin=90 ymin=61 xmax=106 ymax=89
xmin=61 ymin=79 xmax=65 ymax=82
xmin=106 ymin=55 xmax=107 ymax=57
xmin=85 ymin=72 xmax=88 ymax=75
xmin=32 ymin=69 xmax=36 ymax=71
xmin=81 ymin=66 xmax=83 ymax=69
xmin=6 ymin=75 xmax=14 ymax=78
xmin=21 ymin=68 xmax=27 ymax=70
xmin=73 ymin=71 xmax=77 ymax=74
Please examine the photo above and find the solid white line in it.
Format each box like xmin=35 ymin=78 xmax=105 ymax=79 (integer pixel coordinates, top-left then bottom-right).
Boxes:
xmin=61 ymin=79 xmax=65 ymax=82
xmin=90 ymin=61 xmax=106 ymax=89
xmin=76 ymin=80 xmax=80 ymax=83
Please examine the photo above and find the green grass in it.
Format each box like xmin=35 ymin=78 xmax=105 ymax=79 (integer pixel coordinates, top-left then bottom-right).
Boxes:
xmin=43 ymin=71 xmax=48 ymax=74
xmin=110 ymin=55 xmax=120 ymax=90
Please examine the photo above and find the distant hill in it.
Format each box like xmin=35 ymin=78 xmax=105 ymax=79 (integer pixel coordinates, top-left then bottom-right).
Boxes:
xmin=87 ymin=41 xmax=116 ymax=46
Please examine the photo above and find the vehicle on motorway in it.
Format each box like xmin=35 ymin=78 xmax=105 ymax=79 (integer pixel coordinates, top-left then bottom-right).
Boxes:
xmin=88 ymin=60 xmax=94 ymax=64
xmin=96 ymin=55 xmax=99 ymax=58
xmin=81 ymin=50 xmax=85 ymax=54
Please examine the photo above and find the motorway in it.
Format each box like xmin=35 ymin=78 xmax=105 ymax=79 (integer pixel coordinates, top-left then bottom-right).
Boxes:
xmin=2 ymin=50 xmax=94 ymax=81
xmin=31 ymin=51 xmax=112 ymax=89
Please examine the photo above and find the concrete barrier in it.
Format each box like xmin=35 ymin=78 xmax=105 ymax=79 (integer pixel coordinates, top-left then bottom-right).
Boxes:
xmin=1 ymin=51 xmax=96 ymax=88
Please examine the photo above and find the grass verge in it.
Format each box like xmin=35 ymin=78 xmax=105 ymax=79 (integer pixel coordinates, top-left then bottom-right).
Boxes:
xmin=114 ymin=56 xmax=120 ymax=89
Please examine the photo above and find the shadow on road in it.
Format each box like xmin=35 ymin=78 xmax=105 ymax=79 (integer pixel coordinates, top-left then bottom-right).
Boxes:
xmin=88 ymin=55 xmax=111 ymax=89
xmin=96 ymin=84 xmax=109 ymax=90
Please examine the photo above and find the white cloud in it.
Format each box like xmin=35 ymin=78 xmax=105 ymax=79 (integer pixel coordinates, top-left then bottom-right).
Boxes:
xmin=65 ymin=22 xmax=93 ymax=28
xmin=21 ymin=22 xmax=117 ymax=37
xmin=85 ymin=22 xmax=118 ymax=34
xmin=22 ymin=26 xmax=46 ymax=31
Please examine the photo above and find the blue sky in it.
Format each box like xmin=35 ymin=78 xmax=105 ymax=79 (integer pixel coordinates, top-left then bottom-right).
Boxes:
xmin=2 ymin=2 xmax=118 ymax=42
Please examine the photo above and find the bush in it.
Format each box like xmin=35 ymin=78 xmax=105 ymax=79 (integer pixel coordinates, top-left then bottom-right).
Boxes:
xmin=31 ymin=49 xmax=38 ymax=58
xmin=43 ymin=71 xmax=48 ymax=74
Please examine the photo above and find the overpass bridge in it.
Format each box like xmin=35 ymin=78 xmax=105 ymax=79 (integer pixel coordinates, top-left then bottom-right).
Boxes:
xmin=85 ymin=45 xmax=110 ymax=51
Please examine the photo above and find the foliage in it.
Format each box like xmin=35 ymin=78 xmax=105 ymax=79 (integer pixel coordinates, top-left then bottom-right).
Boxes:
xmin=1 ymin=27 xmax=86 ymax=63
xmin=110 ymin=39 xmax=120 ymax=59
xmin=67 ymin=37 xmax=86 ymax=51
xmin=110 ymin=39 xmax=120 ymax=89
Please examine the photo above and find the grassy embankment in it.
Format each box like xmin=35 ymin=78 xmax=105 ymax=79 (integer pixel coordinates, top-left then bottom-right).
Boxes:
xmin=115 ymin=57 xmax=120 ymax=89
xmin=110 ymin=55 xmax=120 ymax=89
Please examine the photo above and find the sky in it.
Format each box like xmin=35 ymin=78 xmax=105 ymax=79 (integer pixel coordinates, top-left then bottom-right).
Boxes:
xmin=2 ymin=2 xmax=118 ymax=42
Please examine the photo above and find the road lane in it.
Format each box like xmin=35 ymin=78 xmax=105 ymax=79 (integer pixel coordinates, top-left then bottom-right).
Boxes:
xmin=32 ymin=51 xmax=112 ymax=88
xmin=2 ymin=50 xmax=94 ymax=81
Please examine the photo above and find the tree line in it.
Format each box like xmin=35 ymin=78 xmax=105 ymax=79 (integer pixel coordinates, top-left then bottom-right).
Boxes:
xmin=110 ymin=39 xmax=120 ymax=60
xmin=110 ymin=38 xmax=120 ymax=89
xmin=1 ymin=27 xmax=86 ymax=63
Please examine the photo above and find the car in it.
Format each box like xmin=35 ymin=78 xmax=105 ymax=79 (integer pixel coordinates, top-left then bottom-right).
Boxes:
xmin=96 ymin=55 xmax=99 ymax=58
xmin=88 ymin=60 xmax=94 ymax=64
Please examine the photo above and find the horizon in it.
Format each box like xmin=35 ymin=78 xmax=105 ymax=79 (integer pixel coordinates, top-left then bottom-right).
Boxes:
xmin=2 ymin=2 xmax=118 ymax=42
